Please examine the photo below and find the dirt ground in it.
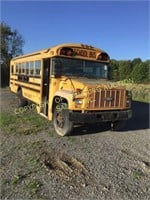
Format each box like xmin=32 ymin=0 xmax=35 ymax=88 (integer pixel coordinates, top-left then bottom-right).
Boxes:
xmin=0 ymin=87 xmax=150 ymax=200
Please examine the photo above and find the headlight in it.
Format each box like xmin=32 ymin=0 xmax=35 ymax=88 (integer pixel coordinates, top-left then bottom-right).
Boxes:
xmin=126 ymin=90 xmax=132 ymax=98
xmin=126 ymin=91 xmax=132 ymax=107
xmin=74 ymin=99 xmax=83 ymax=105
xmin=126 ymin=99 xmax=131 ymax=107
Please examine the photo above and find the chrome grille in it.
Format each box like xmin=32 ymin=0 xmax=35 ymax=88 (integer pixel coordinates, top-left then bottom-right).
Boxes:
xmin=87 ymin=89 xmax=125 ymax=109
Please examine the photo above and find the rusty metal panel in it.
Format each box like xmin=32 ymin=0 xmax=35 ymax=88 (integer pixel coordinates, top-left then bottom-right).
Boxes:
xmin=87 ymin=89 xmax=125 ymax=110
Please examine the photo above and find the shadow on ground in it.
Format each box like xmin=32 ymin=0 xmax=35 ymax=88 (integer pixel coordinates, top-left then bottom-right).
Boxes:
xmin=123 ymin=101 xmax=149 ymax=131
xmin=72 ymin=101 xmax=149 ymax=136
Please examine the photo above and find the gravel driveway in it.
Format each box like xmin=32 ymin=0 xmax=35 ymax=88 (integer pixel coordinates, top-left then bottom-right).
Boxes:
xmin=0 ymin=88 xmax=150 ymax=200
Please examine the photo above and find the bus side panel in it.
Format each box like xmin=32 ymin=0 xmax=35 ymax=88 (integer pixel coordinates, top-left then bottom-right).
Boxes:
xmin=10 ymin=83 xmax=18 ymax=93
xmin=22 ymin=88 xmax=41 ymax=106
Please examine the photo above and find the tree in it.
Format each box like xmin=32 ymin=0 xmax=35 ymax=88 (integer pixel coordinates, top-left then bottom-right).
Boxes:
xmin=131 ymin=58 xmax=142 ymax=67
xmin=131 ymin=61 xmax=150 ymax=83
xmin=118 ymin=60 xmax=132 ymax=80
xmin=110 ymin=59 xmax=120 ymax=81
xmin=110 ymin=58 xmax=149 ymax=83
xmin=0 ymin=22 xmax=24 ymax=87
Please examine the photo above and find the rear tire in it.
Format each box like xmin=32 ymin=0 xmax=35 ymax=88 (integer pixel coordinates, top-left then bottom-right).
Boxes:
xmin=53 ymin=103 xmax=73 ymax=136
xmin=17 ymin=89 xmax=28 ymax=107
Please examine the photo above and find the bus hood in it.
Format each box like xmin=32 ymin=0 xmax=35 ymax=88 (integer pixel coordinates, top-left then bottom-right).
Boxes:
xmin=69 ymin=77 xmax=125 ymax=90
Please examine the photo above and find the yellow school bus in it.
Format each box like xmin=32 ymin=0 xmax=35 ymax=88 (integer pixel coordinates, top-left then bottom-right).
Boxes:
xmin=10 ymin=43 xmax=132 ymax=136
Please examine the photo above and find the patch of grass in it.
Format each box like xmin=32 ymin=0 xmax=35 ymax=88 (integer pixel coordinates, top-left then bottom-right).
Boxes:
xmin=25 ymin=179 xmax=41 ymax=195
xmin=132 ymin=170 xmax=145 ymax=180
xmin=0 ymin=110 xmax=50 ymax=135
xmin=29 ymin=140 xmax=44 ymax=149
xmin=115 ymin=81 xmax=150 ymax=103
xmin=25 ymin=156 xmax=42 ymax=172
xmin=121 ymin=83 xmax=150 ymax=103
xmin=11 ymin=174 xmax=26 ymax=186
xmin=1 ymin=179 xmax=11 ymax=185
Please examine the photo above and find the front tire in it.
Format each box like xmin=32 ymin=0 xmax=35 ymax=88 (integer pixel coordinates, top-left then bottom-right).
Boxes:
xmin=53 ymin=103 xmax=73 ymax=136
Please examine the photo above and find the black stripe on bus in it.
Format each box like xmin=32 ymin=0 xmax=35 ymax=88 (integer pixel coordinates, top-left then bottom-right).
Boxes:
xmin=15 ymin=83 xmax=40 ymax=92
xmin=10 ymin=79 xmax=41 ymax=86
xmin=13 ymin=74 xmax=41 ymax=78
xmin=10 ymin=77 xmax=41 ymax=86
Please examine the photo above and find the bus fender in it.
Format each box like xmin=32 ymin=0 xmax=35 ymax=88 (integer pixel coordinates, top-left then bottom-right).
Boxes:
xmin=53 ymin=90 xmax=74 ymax=109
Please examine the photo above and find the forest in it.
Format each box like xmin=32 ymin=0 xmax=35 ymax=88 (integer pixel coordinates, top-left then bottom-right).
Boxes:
xmin=110 ymin=58 xmax=149 ymax=83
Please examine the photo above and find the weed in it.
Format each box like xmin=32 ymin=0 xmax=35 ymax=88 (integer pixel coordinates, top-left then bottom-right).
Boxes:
xmin=11 ymin=175 xmax=23 ymax=186
xmin=132 ymin=170 xmax=145 ymax=180
xmin=121 ymin=83 xmax=150 ymax=103
xmin=25 ymin=180 xmax=41 ymax=194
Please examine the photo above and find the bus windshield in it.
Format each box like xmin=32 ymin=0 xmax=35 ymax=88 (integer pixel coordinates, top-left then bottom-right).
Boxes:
xmin=52 ymin=57 xmax=109 ymax=79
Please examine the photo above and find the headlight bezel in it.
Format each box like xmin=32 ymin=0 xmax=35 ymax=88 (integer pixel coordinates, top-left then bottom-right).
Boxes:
xmin=126 ymin=90 xmax=132 ymax=99
xmin=74 ymin=98 xmax=83 ymax=105
xmin=126 ymin=90 xmax=132 ymax=107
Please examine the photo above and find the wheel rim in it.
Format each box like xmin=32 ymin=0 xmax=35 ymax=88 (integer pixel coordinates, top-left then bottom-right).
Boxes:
xmin=56 ymin=111 xmax=65 ymax=128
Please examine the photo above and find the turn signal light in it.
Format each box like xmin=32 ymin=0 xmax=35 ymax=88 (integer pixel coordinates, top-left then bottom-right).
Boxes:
xmin=60 ymin=47 xmax=74 ymax=56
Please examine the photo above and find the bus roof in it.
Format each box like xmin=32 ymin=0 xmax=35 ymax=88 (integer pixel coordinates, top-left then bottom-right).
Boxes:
xmin=11 ymin=43 xmax=109 ymax=62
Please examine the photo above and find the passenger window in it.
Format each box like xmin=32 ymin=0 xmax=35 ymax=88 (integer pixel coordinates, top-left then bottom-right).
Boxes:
xmin=16 ymin=64 xmax=19 ymax=73
xmin=35 ymin=60 xmax=41 ymax=75
xmin=18 ymin=63 xmax=21 ymax=74
xmin=22 ymin=63 xmax=26 ymax=74
xmin=26 ymin=62 xmax=29 ymax=74
xmin=30 ymin=61 xmax=34 ymax=75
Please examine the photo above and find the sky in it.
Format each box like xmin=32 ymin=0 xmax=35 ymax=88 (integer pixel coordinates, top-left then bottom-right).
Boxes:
xmin=1 ymin=1 xmax=149 ymax=61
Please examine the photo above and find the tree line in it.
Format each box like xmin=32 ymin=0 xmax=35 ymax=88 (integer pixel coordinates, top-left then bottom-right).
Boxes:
xmin=110 ymin=58 xmax=149 ymax=83
xmin=0 ymin=22 xmax=149 ymax=87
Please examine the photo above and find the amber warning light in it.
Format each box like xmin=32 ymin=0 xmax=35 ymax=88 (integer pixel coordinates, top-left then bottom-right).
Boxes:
xmin=60 ymin=47 xmax=74 ymax=56
xmin=97 ymin=52 xmax=110 ymax=61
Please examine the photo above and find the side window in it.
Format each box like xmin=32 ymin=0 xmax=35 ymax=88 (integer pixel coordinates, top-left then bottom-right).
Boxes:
xmin=15 ymin=61 xmax=41 ymax=75
xmin=18 ymin=63 xmax=21 ymax=74
xmin=22 ymin=62 xmax=26 ymax=74
xmin=26 ymin=62 xmax=29 ymax=74
xmin=35 ymin=60 xmax=41 ymax=75
xmin=16 ymin=64 xmax=19 ymax=74
xmin=30 ymin=61 xmax=34 ymax=75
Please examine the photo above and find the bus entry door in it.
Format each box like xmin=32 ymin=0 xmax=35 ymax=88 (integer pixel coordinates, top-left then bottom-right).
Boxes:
xmin=41 ymin=58 xmax=50 ymax=116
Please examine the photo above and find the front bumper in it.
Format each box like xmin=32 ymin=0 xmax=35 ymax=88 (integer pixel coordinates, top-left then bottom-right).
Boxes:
xmin=69 ymin=109 xmax=132 ymax=123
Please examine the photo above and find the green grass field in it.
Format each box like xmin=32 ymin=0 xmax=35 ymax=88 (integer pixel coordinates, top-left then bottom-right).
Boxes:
xmin=0 ymin=110 xmax=52 ymax=135
xmin=116 ymin=82 xmax=150 ymax=103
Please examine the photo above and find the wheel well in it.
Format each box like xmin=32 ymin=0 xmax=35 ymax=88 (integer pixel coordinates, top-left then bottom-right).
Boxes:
xmin=17 ymin=86 xmax=22 ymax=92
xmin=52 ymin=96 xmax=68 ymax=113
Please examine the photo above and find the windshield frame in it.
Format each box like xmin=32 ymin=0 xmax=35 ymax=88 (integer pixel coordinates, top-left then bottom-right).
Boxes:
xmin=52 ymin=56 xmax=110 ymax=79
